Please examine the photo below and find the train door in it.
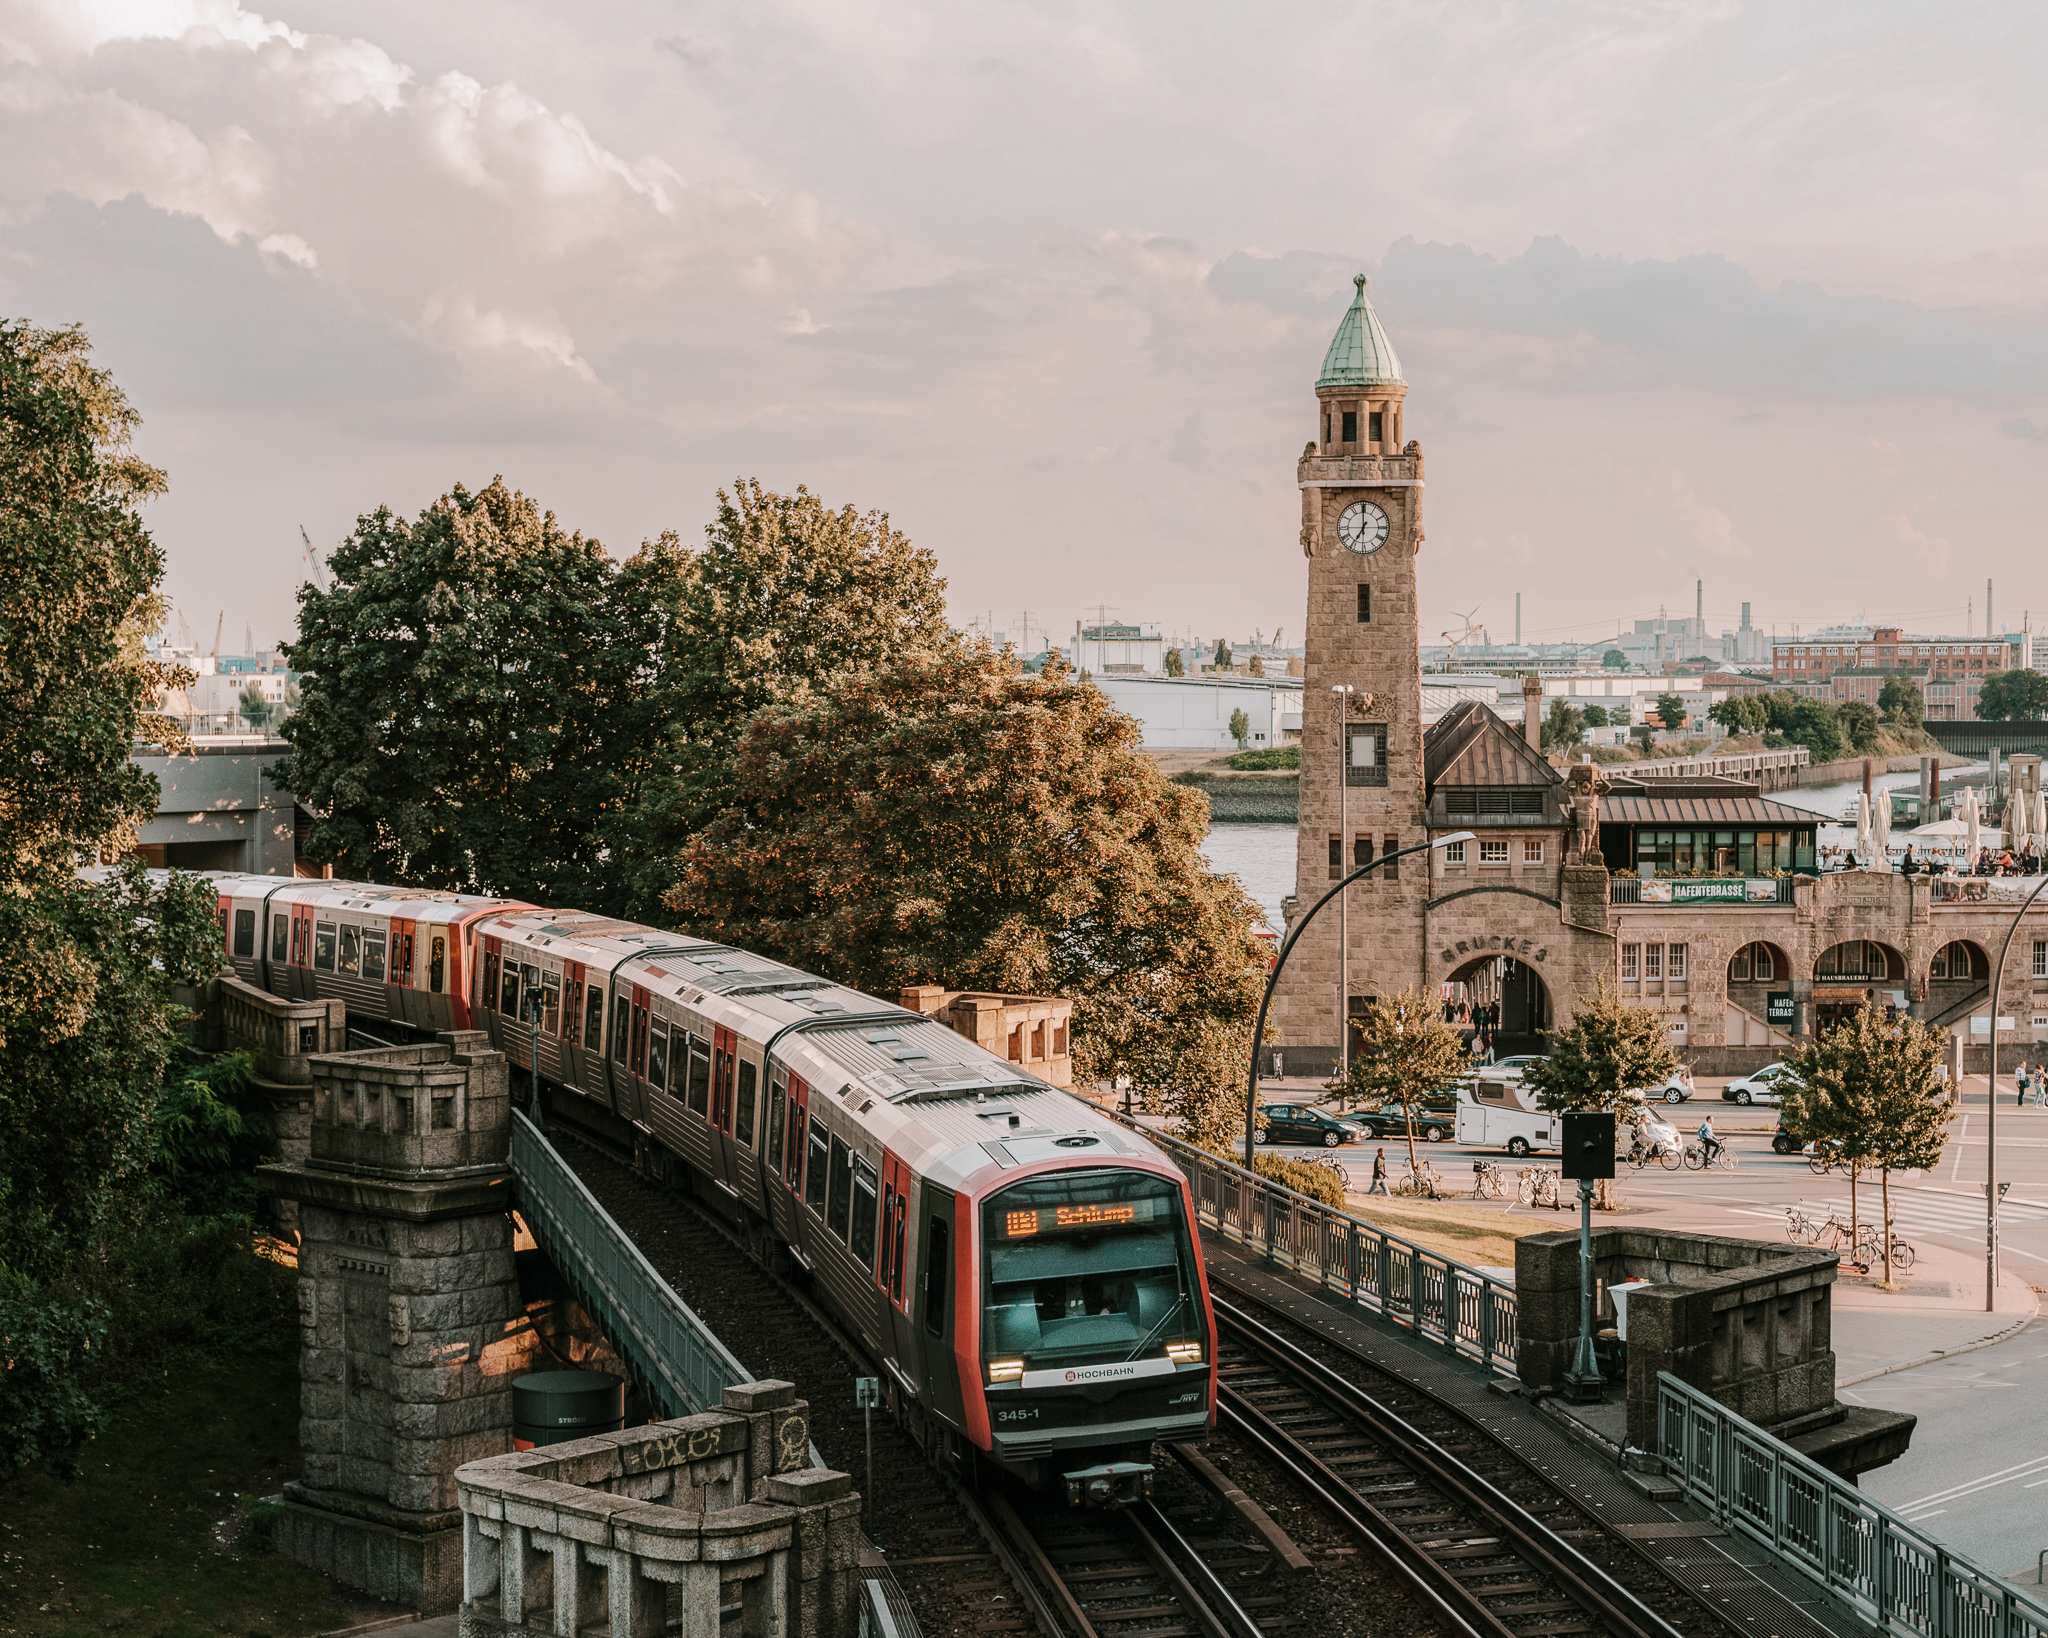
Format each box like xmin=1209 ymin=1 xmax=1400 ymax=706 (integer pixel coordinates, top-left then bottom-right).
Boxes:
xmin=764 ymin=1070 xmax=797 ymax=1242
xmin=560 ymin=962 xmax=586 ymax=1096
xmin=880 ymin=1151 xmax=918 ymax=1388
xmin=290 ymin=904 xmax=316 ymax=1000
xmin=774 ymin=1074 xmax=809 ymax=1251
xmin=916 ymin=1183 xmax=965 ymax=1430
xmin=709 ymin=1024 xmax=739 ymax=1189
xmin=480 ymin=936 xmax=503 ymax=1052
xmin=730 ymin=1047 xmax=764 ymax=1213
xmin=623 ymin=986 xmax=650 ymax=1124
xmin=215 ymin=892 xmax=230 ymax=969
xmin=391 ymin=917 xmax=418 ymax=1028
xmin=225 ymin=893 xmax=260 ymax=983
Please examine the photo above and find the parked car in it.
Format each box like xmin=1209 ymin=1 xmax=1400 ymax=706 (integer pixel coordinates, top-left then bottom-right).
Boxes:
xmin=1255 ymin=1103 xmax=1367 ymax=1148
xmin=1645 ymin=1069 xmax=1695 ymax=1104
xmin=1723 ymin=1064 xmax=1787 ymax=1106
xmin=1770 ymin=1119 xmax=1799 ymax=1155
xmin=1352 ymin=1096 xmax=1458 ymax=1144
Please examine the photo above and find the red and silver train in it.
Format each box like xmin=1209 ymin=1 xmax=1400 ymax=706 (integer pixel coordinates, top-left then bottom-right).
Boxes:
xmin=201 ymin=872 xmax=1216 ymax=1506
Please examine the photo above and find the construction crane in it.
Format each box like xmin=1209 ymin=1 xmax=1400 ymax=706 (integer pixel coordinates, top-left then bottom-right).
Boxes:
xmin=210 ymin=611 xmax=224 ymax=664
xmin=1440 ymin=605 xmax=1483 ymax=672
xmin=298 ymin=525 xmax=332 ymax=592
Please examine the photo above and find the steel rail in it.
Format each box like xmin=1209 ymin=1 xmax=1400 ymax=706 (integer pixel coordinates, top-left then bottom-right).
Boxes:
xmin=1128 ymin=1501 xmax=1266 ymax=1638
xmin=1215 ymin=1295 xmax=1687 ymax=1638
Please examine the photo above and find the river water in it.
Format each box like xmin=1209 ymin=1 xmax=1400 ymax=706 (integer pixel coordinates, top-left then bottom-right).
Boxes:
xmin=1199 ymin=760 xmax=1992 ymax=931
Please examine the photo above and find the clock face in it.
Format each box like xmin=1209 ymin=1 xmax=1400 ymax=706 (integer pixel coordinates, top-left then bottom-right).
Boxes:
xmin=1337 ymin=500 xmax=1390 ymax=554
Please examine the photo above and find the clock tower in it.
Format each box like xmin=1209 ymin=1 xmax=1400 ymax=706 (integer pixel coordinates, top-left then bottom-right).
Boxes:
xmin=1273 ymin=276 xmax=1429 ymax=1068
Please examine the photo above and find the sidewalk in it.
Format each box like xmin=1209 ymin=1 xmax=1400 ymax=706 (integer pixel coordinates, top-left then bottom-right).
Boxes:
xmin=1830 ymin=1236 xmax=2037 ymax=1385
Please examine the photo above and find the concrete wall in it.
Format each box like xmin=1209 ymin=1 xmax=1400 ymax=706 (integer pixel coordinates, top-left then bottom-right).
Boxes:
xmin=1092 ymin=674 xmax=1302 ymax=750
xmin=133 ymin=739 xmax=299 ymax=874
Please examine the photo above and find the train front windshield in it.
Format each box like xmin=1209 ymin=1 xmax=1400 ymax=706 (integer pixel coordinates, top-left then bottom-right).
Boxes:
xmin=981 ymin=1170 xmax=1205 ymax=1384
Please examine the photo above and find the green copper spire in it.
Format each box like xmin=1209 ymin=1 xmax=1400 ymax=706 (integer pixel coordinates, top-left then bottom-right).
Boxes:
xmin=1316 ymin=274 xmax=1403 ymax=389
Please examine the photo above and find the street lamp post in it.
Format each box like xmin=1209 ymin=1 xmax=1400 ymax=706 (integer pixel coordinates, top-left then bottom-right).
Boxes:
xmin=1241 ymin=832 xmax=1478 ymax=1171
xmin=1331 ymin=684 xmax=1354 ymax=1081
xmin=1982 ymin=874 xmax=2048 ymax=1310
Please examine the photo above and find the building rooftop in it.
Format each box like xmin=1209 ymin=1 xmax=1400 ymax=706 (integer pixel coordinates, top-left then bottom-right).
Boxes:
xmin=1602 ymin=792 xmax=1820 ymax=827
xmin=1317 ymin=275 xmax=1403 ymax=389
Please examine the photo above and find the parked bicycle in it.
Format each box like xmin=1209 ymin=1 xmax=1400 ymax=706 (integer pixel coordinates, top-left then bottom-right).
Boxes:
xmin=1472 ymin=1160 xmax=1508 ymax=1200
xmin=1784 ymin=1205 xmax=1824 ymax=1244
xmin=1832 ymin=1219 xmax=1915 ymax=1272
xmin=1393 ymin=1161 xmax=1444 ymax=1199
xmin=1682 ymin=1140 xmax=1738 ymax=1171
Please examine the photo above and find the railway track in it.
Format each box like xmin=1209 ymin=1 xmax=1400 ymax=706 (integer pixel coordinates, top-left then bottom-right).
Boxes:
xmin=1211 ymin=1291 xmax=1694 ymax=1638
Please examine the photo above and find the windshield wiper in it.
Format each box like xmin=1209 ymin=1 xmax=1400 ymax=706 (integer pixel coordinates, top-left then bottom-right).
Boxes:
xmin=1122 ymin=1293 xmax=1188 ymax=1364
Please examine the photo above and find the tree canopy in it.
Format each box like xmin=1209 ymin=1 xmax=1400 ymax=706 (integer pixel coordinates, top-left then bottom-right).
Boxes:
xmin=1977 ymin=669 xmax=2048 ymax=722
xmin=1835 ymin=699 xmax=1880 ymax=754
xmin=1878 ymin=675 xmax=1924 ymax=724
xmin=1522 ymin=985 xmax=1676 ymax=1115
xmin=1329 ymin=986 xmax=1468 ymax=1174
xmin=1602 ymin=648 xmax=1627 ymax=670
xmin=1542 ymin=698 xmax=1586 ymax=750
xmin=663 ymin=644 xmax=1265 ymax=1147
xmin=1654 ymin=692 xmax=1688 ymax=731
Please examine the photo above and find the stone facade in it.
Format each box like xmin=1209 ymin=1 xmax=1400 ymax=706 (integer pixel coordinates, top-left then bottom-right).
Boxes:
xmin=1274 ymin=282 xmax=2048 ymax=1061
xmin=898 ymin=985 xmax=1074 ymax=1088
xmin=263 ymin=1032 xmax=541 ymax=1614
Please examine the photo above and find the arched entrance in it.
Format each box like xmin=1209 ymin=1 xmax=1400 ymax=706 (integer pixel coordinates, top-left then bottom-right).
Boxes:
xmin=1925 ymin=939 xmax=1991 ymax=1022
xmin=1726 ymin=941 xmax=1793 ymax=1045
xmin=1812 ymin=939 xmax=1907 ymax=1033
xmin=1444 ymin=954 xmax=1552 ymax=1058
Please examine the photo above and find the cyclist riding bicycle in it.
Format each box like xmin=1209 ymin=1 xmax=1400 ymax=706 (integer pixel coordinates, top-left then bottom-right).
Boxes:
xmin=1696 ymin=1116 xmax=1723 ymax=1167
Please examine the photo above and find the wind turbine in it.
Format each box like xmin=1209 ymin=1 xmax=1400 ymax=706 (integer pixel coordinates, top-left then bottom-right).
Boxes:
xmin=1441 ymin=606 xmax=1483 ymax=672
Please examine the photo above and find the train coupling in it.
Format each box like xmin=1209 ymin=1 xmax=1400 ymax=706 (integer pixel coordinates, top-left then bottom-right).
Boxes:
xmin=1062 ymin=1461 xmax=1153 ymax=1509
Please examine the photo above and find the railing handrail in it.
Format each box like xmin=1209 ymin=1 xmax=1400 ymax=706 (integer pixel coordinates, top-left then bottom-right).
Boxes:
xmin=1095 ymin=1103 xmax=1519 ymax=1374
xmin=1657 ymin=1370 xmax=2048 ymax=1638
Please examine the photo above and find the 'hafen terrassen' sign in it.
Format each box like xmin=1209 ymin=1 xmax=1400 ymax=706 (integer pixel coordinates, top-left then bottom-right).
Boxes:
xmin=1638 ymin=878 xmax=1778 ymax=904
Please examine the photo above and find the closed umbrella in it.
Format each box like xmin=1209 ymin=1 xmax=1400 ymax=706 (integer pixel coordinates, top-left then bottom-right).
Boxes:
xmin=1963 ymin=788 xmax=1981 ymax=866
xmin=1854 ymin=791 xmax=1872 ymax=868
xmin=1871 ymin=790 xmax=1892 ymax=870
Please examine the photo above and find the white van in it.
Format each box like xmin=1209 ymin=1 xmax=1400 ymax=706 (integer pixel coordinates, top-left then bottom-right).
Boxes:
xmin=1454 ymin=1076 xmax=1561 ymax=1157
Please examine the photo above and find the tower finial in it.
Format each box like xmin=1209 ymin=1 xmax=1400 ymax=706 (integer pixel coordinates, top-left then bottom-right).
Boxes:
xmin=1354 ymin=274 xmax=1367 ymax=291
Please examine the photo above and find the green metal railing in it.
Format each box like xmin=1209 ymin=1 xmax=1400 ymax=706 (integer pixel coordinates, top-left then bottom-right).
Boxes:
xmin=509 ymin=1110 xmax=750 ymax=1418
xmin=1105 ymin=1111 xmax=1517 ymax=1376
xmin=1659 ymin=1372 xmax=2048 ymax=1638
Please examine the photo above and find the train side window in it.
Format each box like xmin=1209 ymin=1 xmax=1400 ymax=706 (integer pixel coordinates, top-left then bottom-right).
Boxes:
xmin=500 ymin=961 xmax=520 ymax=1017
xmin=734 ymin=1062 xmax=757 ymax=1146
xmin=563 ymin=976 xmax=582 ymax=1042
xmin=826 ymin=1137 xmax=853 ymax=1241
xmin=362 ymin=930 xmax=387 ymax=981
xmin=924 ymin=1219 xmax=950 ymax=1336
xmin=787 ymin=1104 xmax=806 ymax=1190
xmin=768 ymin=1083 xmax=786 ymax=1171
xmin=647 ymin=1018 xmax=670 ymax=1092
xmin=541 ymin=971 xmax=562 ymax=1035
xmin=631 ymin=1003 xmax=648 ymax=1076
xmin=613 ymin=997 xmax=631 ymax=1063
xmin=396 ymin=932 xmax=413 ymax=984
xmin=687 ymin=1039 xmax=711 ymax=1116
xmin=338 ymin=925 xmax=361 ymax=976
xmin=291 ymin=916 xmax=306 ymax=966
xmin=584 ymin=988 xmax=604 ymax=1051
xmin=232 ymin=909 xmax=256 ymax=957
xmin=850 ymin=1159 xmax=879 ymax=1269
xmin=879 ymin=1183 xmax=895 ymax=1288
xmin=805 ymin=1122 xmax=829 ymax=1212
xmin=313 ymin=921 xmax=337 ymax=972
xmin=483 ymin=950 xmax=498 ymax=1010
xmin=429 ymin=935 xmax=445 ymax=992
xmin=891 ymin=1196 xmax=907 ymax=1302
xmin=271 ymin=914 xmax=289 ymax=962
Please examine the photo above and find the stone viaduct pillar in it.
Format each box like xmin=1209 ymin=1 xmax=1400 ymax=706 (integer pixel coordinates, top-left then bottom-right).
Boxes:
xmin=261 ymin=1031 xmax=539 ymax=1613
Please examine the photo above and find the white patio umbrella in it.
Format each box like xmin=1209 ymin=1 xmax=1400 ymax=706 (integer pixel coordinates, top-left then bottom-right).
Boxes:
xmin=1871 ymin=791 xmax=1892 ymax=870
xmin=1962 ymin=787 xmax=1982 ymax=865
xmin=1854 ymin=791 xmax=1873 ymax=867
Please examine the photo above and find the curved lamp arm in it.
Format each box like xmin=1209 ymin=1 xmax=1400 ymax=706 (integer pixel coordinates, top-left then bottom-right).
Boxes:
xmin=1984 ymin=871 xmax=2048 ymax=1308
xmin=1239 ymin=831 xmax=1477 ymax=1169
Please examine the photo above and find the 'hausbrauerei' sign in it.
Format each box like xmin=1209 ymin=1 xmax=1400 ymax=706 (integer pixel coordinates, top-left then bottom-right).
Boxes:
xmin=1766 ymin=992 xmax=1796 ymax=1026
xmin=1638 ymin=878 xmax=1777 ymax=904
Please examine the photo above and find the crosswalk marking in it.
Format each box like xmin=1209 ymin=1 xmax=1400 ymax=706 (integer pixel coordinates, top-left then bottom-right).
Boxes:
xmin=1726 ymin=1191 xmax=2048 ymax=1234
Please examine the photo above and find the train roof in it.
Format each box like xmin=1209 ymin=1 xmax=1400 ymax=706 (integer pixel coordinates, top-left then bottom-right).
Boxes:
xmin=207 ymin=872 xmax=525 ymax=923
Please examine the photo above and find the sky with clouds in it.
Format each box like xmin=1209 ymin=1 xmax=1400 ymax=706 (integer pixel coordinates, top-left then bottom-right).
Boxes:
xmin=6 ymin=0 xmax=2047 ymax=657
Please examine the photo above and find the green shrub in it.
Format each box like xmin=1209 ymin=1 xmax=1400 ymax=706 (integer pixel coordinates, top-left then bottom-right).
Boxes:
xmin=1252 ymin=1152 xmax=1347 ymax=1207
xmin=1223 ymin=746 xmax=1300 ymax=770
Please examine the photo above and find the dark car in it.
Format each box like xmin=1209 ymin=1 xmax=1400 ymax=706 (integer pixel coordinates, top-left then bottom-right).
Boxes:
xmin=1255 ymin=1103 xmax=1366 ymax=1148
xmin=1353 ymin=1097 xmax=1457 ymax=1144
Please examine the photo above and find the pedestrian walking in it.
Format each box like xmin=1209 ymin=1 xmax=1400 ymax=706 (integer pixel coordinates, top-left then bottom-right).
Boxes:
xmin=2019 ymin=1064 xmax=2032 ymax=1108
xmin=1367 ymin=1148 xmax=1389 ymax=1194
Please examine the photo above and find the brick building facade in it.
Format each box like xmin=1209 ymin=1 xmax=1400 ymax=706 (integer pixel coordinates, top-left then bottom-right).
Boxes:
xmin=1271 ymin=284 xmax=2048 ymax=1075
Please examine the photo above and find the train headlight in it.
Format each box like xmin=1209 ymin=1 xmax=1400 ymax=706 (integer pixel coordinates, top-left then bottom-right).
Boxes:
xmin=1166 ymin=1341 xmax=1203 ymax=1365
xmin=987 ymin=1358 xmax=1024 ymax=1385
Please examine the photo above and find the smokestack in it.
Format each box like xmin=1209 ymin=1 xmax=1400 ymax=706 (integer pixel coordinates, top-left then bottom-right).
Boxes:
xmin=1523 ymin=674 xmax=1543 ymax=752
xmin=1988 ymin=578 xmax=1995 ymax=639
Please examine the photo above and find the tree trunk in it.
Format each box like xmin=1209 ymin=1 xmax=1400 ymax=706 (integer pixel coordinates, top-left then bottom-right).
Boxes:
xmin=1880 ymin=1168 xmax=1892 ymax=1283
xmin=1402 ymin=1108 xmax=1421 ymax=1181
xmin=1848 ymin=1166 xmax=1861 ymax=1267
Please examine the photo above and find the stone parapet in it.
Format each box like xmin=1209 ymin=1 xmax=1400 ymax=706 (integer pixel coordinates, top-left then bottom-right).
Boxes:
xmin=454 ymin=1384 xmax=855 ymax=1638
xmin=308 ymin=1032 xmax=510 ymax=1177
xmin=218 ymin=971 xmax=346 ymax=1083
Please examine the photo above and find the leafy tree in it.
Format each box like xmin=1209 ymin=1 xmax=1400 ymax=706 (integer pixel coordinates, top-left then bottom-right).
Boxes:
xmin=1214 ymin=640 xmax=1232 ymax=669
xmin=1523 ymin=985 xmax=1677 ymax=1206
xmin=1228 ymin=707 xmax=1250 ymax=748
xmin=1710 ymin=695 xmax=1768 ymax=736
xmin=1878 ymin=674 xmax=1924 ymax=724
xmin=1542 ymin=698 xmax=1586 ymax=750
xmin=1248 ymin=652 xmax=1265 ymax=677
xmin=1779 ymin=1005 xmax=1948 ymax=1281
xmin=1654 ymin=691 xmax=1689 ymax=731
xmin=276 ymin=478 xmax=632 ymax=908
xmin=1329 ymin=987 xmax=1468 ymax=1177
xmin=663 ymin=644 xmax=1265 ymax=1148
xmin=1835 ymin=699 xmax=1881 ymax=754
xmin=1582 ymin=704 xmax=1609 ymax=727
xmin=1602 ymin=648 xmax=1628 ymax=670
xmin=1163 ymin=646 xmax=1185 ymax=678
xmin=238 ymin=684 xmax=274 ymax=732
xmin=1785 ymin=698 xmax=1844 ymax=761
xmin=1976 ymin=669 xmax=2048 ymax=722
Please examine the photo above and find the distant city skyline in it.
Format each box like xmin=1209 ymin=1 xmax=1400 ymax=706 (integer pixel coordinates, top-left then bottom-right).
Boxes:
xmin=8 ymin=3 xmax=2047 ymax=657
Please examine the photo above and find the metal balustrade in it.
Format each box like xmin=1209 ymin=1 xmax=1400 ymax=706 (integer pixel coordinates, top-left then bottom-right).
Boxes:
xmin=1658 ymin=1372 xmax=2048 ymax=1638
xmin=1104 ymin=1111 xmax=1517 ymax=1375
xmin=509 ymin=1110 xmax=751 ymax=1418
